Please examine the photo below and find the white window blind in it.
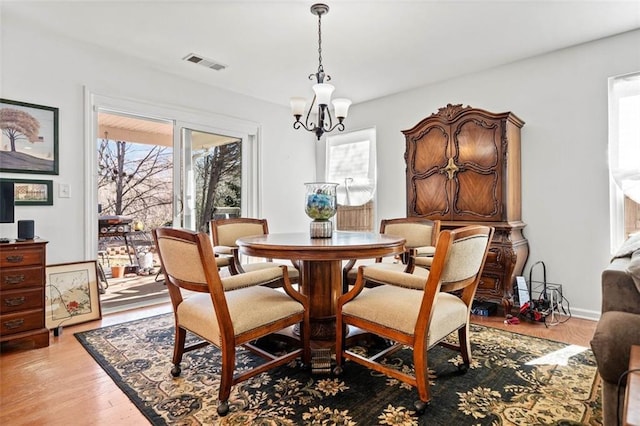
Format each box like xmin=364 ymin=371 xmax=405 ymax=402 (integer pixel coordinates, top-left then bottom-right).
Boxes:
xmin=326 ymin=128 xmax=376 ymax=206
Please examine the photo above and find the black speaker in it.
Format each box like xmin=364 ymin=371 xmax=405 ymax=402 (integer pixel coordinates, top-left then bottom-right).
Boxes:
xmin=17 ymin=220 xmax=35 ymax=240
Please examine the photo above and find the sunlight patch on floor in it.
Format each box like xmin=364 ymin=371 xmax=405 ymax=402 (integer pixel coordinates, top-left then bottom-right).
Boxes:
xmin=525 ymin=344 xmax=588 ymax=366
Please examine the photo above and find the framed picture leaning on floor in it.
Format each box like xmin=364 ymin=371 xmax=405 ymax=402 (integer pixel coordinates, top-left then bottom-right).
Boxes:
xmin=45 ymin=261 xmax=102 ymax=329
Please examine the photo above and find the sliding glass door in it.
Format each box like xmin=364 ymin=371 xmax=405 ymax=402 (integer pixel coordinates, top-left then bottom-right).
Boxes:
xmin=178 ymin=126 xmax=242 ymax=232
xmin=86 ymin=90 xmax=260 ymax=261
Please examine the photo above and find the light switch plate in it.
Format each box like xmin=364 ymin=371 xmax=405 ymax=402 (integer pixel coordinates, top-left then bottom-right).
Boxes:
xmin=59 ymin=183 xmax=70 ymax=198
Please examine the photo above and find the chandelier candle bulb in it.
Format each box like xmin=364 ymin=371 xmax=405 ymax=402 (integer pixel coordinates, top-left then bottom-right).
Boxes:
xmin=332 ymin=98 xmax=351 ymax=119
xmin=290 ymin=98 xmax=307 ymax=117
xmin=313 ymin=83 xmax=334 ymax=106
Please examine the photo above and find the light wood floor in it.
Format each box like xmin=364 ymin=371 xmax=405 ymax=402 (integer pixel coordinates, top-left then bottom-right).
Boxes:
xmin=0 ymin=303 xmax=597 ymax=426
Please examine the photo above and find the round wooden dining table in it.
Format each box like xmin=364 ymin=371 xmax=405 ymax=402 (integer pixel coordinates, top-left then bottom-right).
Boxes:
xmin=237 ymin=231 xmax=405 ymax=342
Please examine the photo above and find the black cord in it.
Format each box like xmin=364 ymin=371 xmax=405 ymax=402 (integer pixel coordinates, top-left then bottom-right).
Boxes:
xmin=45 ymin=283 xmax=75 ymax=329
xmin=616 ymin=367 xmax=640 ymax=426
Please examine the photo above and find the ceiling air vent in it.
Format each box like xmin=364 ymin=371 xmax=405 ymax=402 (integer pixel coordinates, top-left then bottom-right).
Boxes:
xmin=182 ymin=53 xmax=227 ymax=71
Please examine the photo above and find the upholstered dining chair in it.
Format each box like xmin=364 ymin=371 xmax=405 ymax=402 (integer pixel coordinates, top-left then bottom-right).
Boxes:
xmin=210 ymin=218 xmax=300 ymax=287
xmin=342 ymin=217 xmax=440 ymax=288
xmin=153 ymin=227 xmax=310 ymax=416
xmin=334 ymin=225 xmax=494 ymax=414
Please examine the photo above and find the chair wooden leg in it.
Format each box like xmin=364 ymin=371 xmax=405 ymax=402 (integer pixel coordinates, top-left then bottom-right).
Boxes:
xmin=217 ymin=344 xmax=236 ymax=416
xmin=171 ymin=326 xmax=186 ymax=377
xmin=301 ymin=318 xmax=311 ymax=368
xmin=333 ymin=314 xmax=345 ymax=375
xmin=458 ymin=324 xmax=472 ymax=369
xmin=413 ymin=346 xmax=431 ymax=409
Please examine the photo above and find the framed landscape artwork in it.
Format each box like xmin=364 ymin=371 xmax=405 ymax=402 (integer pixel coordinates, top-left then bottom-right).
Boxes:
xmin=0 ymin=98 xmax=59 ymax=175
xmin=0 ymin=178 xmax=53 ymax=206
xmin=45 ymin=261 xmax=102 ymax=329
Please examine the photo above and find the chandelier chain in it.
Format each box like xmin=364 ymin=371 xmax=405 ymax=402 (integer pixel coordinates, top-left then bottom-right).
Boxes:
xmin=317 ymin=13 xmax=323 ymax=72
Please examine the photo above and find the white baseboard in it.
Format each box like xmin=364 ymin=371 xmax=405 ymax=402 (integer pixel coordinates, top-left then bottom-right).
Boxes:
xmin=567 ymin=308 xmax=600 ymax=322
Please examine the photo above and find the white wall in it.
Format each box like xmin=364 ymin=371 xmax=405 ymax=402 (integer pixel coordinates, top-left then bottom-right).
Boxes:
xmin=0 ymin=11 xmax=316 ymax=263
xmin=346 ymin=29 xmax=640 ymax=319
xmin=3 ymin=7 xmax=639 ymax=319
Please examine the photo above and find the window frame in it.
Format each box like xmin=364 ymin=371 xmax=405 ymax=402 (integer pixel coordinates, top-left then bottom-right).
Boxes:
xmin=608 ymin=71 xmax=640 ymax=252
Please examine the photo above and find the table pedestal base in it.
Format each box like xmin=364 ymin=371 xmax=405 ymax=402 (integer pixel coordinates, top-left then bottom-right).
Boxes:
xmin=300 ymin=259 xmax=342 ymax=341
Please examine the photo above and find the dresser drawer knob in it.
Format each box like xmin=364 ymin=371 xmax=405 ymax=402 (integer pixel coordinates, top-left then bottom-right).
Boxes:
xmin=4 ymin=275 xmax=25 ymax=285
xmin=4 ymin=296 xmax=26 ymax=307
xmin=3 ymin=319 xmax=25 ymax=329
xmin=5 ymin=255 xmax=24 ymax=263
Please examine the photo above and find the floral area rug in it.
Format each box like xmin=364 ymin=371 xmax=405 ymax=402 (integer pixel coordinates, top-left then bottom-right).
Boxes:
xmin=75 ymin=314 xmax=601 ymax=425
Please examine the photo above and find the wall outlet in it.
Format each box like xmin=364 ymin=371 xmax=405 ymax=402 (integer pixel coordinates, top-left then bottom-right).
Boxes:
xmin=59 ymin=183 xmax=71 ymax=198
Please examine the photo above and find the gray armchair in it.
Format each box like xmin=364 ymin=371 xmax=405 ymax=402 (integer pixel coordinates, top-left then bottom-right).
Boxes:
xmin=590 ymin=249 xmax=640 ymax=425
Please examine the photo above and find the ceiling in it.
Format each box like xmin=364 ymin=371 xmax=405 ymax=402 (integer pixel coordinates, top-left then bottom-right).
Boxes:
xmin=3 ymin=1 xmax=640 ymax=108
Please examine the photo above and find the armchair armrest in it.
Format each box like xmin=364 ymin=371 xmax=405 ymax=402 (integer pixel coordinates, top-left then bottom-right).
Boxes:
xmin=214 ymin=245 xmax=234 ymax=255
xmin=414 ymin=246 xmax=435 ymax=256
xmin=413 ymin=246 xmax=435 ymax=269
xmin=602 ymin=258 xmax=640 ymax=314
xmin=212 ymin=245 xmax=233 ymax=269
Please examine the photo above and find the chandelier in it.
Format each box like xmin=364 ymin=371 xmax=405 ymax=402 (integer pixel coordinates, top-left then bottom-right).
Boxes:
xmin=290 ymin=3 xmax=351 ymax=140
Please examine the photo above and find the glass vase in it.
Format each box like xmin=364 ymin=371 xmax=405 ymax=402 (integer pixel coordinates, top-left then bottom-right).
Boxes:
xmin=305 ymin=182 xmax=338 ymax=238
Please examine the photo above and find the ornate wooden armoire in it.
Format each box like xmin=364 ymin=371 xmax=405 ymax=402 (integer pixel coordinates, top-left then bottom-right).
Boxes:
xmin=402 ymin=104 xmax=529 ymax=313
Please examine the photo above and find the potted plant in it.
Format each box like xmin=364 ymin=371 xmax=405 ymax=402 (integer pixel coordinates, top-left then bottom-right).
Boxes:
xmin=111 ymin=263 xmax=125 ymax=278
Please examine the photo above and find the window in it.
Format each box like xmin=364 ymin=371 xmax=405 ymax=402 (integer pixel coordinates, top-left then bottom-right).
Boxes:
xmin=609 ymin=72 xmax=640 ymax=251
xmin=326 ymin=128 xmax=376 ymax=231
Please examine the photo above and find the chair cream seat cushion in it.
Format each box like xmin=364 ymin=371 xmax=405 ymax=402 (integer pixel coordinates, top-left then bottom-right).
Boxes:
xmin=363 ymin=265 xmax=429 ymax=290
xmin=177 ymin=286 xmax=304 ymax=346
xmin=240 ymin=262 xmax=299 ymax=279
xmin=342 ymin=286 xmax=467 ymax=346
xmin=348 ymin=262 xmax=404 ymax=276
xmin=348 ymin=262 xmax=429 ymax=286
xmin=221 ymin=266 xmax=283 ymax=291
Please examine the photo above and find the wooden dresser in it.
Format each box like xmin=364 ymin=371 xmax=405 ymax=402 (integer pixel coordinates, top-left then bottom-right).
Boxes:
xmin=403 ymin=104 xmax=529 ymax=314
xmin=0 ymin=239 xmax=49 ymax=352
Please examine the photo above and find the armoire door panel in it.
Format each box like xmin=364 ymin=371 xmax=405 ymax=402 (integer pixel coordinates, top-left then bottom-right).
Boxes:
xmin=412 ymin=175 xmax=450 ymax=218
xmin=454 ymin=171 xmax=500 ymax=220
xmin=411 ymin=125 xmax=449 ymax=173
xmin=454 ymin=118 xmax=500 ymax=169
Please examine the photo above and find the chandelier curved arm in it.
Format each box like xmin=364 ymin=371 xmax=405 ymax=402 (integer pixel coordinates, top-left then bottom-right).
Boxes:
xmin=292 ymin=93 xmax=347 ymax=139
xmin=324 ymin=120 xmax=346 ymax=133
xmin=293 ymin=94 xmax=318 ymax=132
xmin=293 ymin=120 xmax=316 ymax=132
xmin=322 ymin=111 xmax=345 ymax=135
